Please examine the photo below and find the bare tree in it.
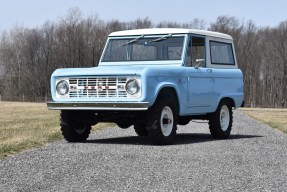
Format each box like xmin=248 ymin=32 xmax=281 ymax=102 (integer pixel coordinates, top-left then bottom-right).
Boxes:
xmin=272 ymin=21 xmax=287 ymax=107
xmin=0 ymin=9 xmax=287 ymax=107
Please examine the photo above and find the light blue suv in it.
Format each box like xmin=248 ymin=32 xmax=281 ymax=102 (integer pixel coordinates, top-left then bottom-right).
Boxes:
xmin=47 ymin=28 xmax=244 ymax=145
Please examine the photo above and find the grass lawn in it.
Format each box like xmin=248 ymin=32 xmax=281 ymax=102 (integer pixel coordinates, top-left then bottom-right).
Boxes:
xmin=241 ymin=108 xmax=287 ymax=134
xmin=0 ymin=102 xmax=113 ymax=158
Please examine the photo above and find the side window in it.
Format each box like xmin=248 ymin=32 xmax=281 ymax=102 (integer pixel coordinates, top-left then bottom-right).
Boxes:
xmin=186 ymin=36 xmax=206 ymax=67
xmin=210 ymin=41 xmax=235 ymax=65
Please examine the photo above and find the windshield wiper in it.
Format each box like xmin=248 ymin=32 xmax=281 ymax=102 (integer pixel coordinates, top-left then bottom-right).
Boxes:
xmin=150 ymin=34 xmax=172 ymax=43
xmin=122 ymin=35 xmax=144 ymax=46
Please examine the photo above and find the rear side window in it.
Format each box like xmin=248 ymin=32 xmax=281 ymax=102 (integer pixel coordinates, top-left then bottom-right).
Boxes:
xmin=210 ymin=41 xmax=235 ymax=65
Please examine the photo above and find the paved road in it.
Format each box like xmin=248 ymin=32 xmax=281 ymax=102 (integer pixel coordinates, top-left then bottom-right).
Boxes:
xmin=1 ymin=111 xmax=287 ymax=192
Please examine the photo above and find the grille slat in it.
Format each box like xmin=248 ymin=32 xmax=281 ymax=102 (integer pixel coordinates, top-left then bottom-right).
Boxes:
xmin=68 ymin=77 xmax=127 ymax=98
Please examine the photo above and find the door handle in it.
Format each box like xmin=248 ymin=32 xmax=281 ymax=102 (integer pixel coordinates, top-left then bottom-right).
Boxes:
xmin=207 ymin=69 xmax=212 ymax=73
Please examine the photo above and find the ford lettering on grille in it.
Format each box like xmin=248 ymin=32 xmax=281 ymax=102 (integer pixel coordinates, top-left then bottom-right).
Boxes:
xmin=68 ymin=77 xmax=127 ymax=98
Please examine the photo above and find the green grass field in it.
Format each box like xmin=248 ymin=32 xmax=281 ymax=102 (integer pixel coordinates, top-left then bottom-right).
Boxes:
xmin=241 ymin=108 xmax=287 ymax=134
xmin=0 ymin=102 xmax=113 ymax=158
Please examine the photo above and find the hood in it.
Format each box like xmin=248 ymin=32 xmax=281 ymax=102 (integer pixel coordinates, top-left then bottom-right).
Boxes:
xmin=52 ymin=65 xmax=149 ymax=77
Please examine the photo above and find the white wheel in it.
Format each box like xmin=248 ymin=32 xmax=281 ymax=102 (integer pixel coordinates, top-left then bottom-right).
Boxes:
xmin=209 ymin=100 xmax=233 ymax=139
xmin=147 ymin=92 xmax=178 ymax=145
xmin=220 ymin=105 xmax=230 ymax=131
xmin=160 ymin=106 xmax=174 ymax=136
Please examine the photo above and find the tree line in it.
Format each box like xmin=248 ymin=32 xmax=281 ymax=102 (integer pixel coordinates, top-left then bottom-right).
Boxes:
xmin=0 ymin=8 xmax=286 ymax=107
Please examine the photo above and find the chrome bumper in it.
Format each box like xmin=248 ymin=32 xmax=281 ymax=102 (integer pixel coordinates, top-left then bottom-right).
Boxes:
xmin=47 ymin=101 xmax=149 ymax=111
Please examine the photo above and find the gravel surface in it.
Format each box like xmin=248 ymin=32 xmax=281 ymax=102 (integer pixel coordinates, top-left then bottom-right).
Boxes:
xmin=1 ymin=110 xmax=287 ymax=192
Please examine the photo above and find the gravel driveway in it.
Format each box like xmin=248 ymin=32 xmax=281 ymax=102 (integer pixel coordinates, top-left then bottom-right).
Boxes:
xmin=1 ymin=110 xmax=287 ymax=192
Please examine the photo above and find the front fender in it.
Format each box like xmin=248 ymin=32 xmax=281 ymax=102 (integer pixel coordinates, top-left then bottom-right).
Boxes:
xmin=144 ymin=76 xmax=187 ymax=115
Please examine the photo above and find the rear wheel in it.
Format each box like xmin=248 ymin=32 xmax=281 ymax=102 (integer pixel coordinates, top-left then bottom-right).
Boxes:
xmin=147 ymin=92 xmax=178 ymax=145
xmin=209 ymin=100 xmax=233 ymax=139
xmin=60 ymin=111 xmax=92 ymax=142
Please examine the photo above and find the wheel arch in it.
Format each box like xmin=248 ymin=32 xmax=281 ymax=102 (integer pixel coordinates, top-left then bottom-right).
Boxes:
xmin=219 ymin=97 xmax=235 ymax=108
xmin=154 ymin=86 xmax=180 ymax=113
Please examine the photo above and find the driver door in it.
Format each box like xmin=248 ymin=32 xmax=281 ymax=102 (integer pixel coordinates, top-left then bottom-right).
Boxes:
xmin=186 ymin=36 xmax=214 ymax=111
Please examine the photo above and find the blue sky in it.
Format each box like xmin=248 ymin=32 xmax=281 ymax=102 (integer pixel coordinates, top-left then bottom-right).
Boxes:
xmin=0 ymin=0 xmax=286 ymax=32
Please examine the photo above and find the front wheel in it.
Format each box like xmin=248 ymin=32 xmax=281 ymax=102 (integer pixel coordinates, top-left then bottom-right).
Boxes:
xmin=209 ymin=100 xmax=233 ymax=139
xmin=146 ymin=93 xmax=178 ymax=145
xmin=134 ymin=124 xmax=148 ymax=136
xmin=60 ymin=111 xmax=92 ymax=142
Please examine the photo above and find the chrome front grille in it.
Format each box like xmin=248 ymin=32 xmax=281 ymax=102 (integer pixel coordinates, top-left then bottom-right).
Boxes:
xmin=68 ymin=77 xmax=127 ymax=98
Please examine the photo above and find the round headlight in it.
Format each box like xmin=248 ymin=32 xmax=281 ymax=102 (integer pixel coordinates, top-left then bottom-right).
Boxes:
xmin=126 ymin=79 xmax=140 ymax=95
xmin=56 ymin=80 xmax=69 ymax=95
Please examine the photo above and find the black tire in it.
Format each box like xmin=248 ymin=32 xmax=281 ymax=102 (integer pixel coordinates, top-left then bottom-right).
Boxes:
xmin=116 ymin=123 xmax=132 ymax=129
xmin=60 ymin=111 xmax=92 ymax=142
xmin=134 ymin=124 xmax=148 ymax=136
xmin=146 ymin=92 xmax=178 ymax=145
xmin=178 ymin=116 xmax=191 ymax=125
xmin=209 ymin=100 xmax=233 ymax=139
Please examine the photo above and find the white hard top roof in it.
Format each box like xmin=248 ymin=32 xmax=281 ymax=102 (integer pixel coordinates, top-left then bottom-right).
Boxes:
xmin=109 ymin=28 xmax=232 ymax=40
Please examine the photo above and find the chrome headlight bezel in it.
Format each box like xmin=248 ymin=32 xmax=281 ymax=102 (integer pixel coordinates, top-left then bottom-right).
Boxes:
xmin=56 ymin=79 xmax=69 ymax=97
xmin=125 ymin=78 xmax=141 ymax=97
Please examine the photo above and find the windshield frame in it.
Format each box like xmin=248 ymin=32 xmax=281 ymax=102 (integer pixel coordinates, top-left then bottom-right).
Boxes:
xmin=99 ymin=34 xmax=188 ymax=66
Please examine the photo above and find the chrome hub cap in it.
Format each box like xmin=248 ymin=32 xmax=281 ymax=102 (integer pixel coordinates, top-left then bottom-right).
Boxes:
xmin=220 ymin=105 xmax=230 ymax=131
xmin=160 ymin=106 xmax=173 ymax=136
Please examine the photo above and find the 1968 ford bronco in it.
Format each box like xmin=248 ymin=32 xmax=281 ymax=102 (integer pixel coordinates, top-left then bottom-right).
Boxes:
xmin=47 ymin=28 xmax=244 ymax=145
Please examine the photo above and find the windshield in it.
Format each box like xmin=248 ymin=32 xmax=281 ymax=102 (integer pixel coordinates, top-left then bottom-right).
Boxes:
xmin=101 ymin=35 xmax=185 ymax=62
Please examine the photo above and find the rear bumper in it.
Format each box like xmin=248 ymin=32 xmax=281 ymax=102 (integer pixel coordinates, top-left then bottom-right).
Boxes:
xmin=47 ymin=101 xmax=149 ymax=111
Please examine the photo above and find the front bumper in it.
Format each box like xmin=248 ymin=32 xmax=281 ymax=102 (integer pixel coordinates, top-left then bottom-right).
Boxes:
xmin=47 ymin=101 xmax=149 ymax=111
